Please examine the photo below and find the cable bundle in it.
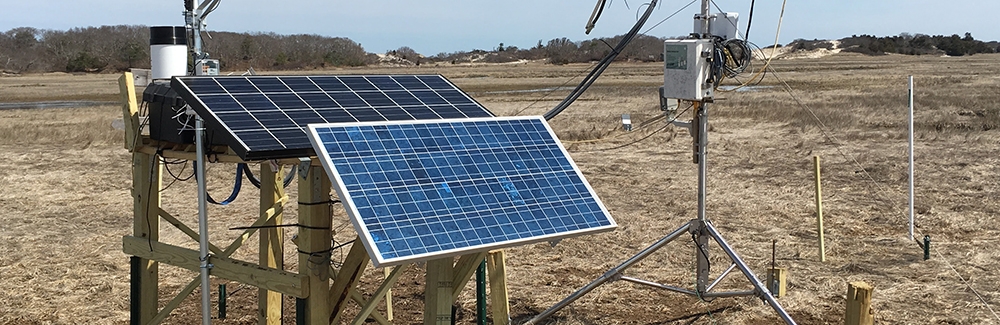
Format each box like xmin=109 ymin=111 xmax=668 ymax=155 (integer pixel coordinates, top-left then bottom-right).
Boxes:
xmin=543 ymin=0 xmax=660 ymax=120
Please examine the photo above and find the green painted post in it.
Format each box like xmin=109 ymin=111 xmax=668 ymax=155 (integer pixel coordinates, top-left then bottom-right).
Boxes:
xmin=923 ymin=235 xmax=931 ymax=260
xmin=477 ymin=259 xmax=487 ymax=325
xmin=218 ymin=284 xmax=227 ymax=319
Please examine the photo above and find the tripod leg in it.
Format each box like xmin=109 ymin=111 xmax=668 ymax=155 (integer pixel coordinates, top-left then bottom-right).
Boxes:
xmin=705 ymin=222 xmax=798 ymax=325
xmin=524 ymin=222 xmax=692 ymax=325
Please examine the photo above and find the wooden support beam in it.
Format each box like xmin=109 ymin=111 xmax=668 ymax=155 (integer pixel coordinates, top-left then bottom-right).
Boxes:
xmin=297 ymin=165 xmax=333 ymax=325
xmin=123 ymin=236 xmax=308 ymax=298
xmin=140 ymin=201 xmax=288 ymax=325
xmin=225 ymin=196 xmax=287 ymax=256
xmin=259 ymin=163 xmax=286 ymax=325
xmin=119 ymin=72 xmax=140 ymax=152
xmin=328 ymin=265 xmax=392 ymax=325
xmin=351 ymin=264 xmax=409 ymax=325
xmin=845 ymin=281 xmax=874 ymax=325
xmin=487 ymin=251 xmax=511 ymax=325
xmin=329 ymin=238 xmax=370 ymax=324
xmin=157 ymin=208 xmax=222 ymax=255
xmin=131 ymin=151 xmax=160 ymax=324
xmin=425 ymin=258 xmax=455 ymax=325
xmin=452 ymin=252 xmax=489 ymax=298
xmin=149 ymin=277 xmax=199 ymax=325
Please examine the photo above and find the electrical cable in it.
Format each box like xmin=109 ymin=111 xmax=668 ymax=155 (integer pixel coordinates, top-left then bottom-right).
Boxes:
xmin=572 ymin=103 xmax=692 ymax=152
xmin=543 ymin=0 xmax=659 ymax=121
xmin=642 ymin=0 xmax=698 ymax=35
xmin=242 ymin=163 xmax=295 ymax=189
xmin=745 ymin=0 xmax=757 ymax=39
xmin=191 ymin=163 xmax=243 ymax=205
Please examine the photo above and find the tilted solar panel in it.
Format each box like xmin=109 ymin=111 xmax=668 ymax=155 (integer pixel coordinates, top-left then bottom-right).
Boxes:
xmin=171 ymin=75 xmax=494 ymax=160
xmin=307 ymin=117 xmax=616 ymax=267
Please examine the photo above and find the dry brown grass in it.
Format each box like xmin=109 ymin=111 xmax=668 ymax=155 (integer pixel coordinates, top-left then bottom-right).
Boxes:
xmin=1 ymin=54 xmax=999 ymax=324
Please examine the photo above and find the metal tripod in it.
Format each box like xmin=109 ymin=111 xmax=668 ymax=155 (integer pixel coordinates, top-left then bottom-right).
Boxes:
xmin=524 ymin=102 xmax=797 ymax=325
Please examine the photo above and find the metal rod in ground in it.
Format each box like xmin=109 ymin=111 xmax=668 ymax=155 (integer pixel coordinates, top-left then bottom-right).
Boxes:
xmin=909 ymin=75 xmax=915 ymax=240
xmin=924 ymin=236 xmax=930 ymax=260
xmin=705 ymin=222 xmax=797 ymax=325
xmin=523 ymin=223 xmax=692 ymax=325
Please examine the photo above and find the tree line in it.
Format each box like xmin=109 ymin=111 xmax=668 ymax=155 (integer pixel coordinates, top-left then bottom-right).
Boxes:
xmin=788 ymin=33 xmax=999 ymax=56
xmin=2 ymin=25 xmax=998 ymax=74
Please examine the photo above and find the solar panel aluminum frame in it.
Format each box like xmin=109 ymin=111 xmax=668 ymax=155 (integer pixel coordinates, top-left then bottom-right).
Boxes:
xmin=170 ymin=75 xmax=495 ymax=161
xmin=307 ymin=116 xmax=617 ymax=267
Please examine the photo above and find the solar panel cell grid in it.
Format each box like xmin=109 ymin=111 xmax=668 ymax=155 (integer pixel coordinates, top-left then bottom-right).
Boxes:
xmin=308 ymin=117 xmax=616 ymax=267
xmin=171 ymin=74 xmax=494 ymax=160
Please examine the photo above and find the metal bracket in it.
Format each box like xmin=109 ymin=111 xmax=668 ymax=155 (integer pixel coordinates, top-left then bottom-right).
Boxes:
xmin=298 ymin=157 xmax=311 ymax=179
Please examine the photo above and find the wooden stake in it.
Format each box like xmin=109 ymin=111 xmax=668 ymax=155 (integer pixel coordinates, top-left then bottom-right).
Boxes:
xmin=297 ymin=165 xmax=332 ymax=325
xmin=814 ymin=155 xmax=826 ymax=262
xmin=259 ymin=163 xmax=285 ymax=325
xmin=845 ymin=281 xmax=874 ymax=325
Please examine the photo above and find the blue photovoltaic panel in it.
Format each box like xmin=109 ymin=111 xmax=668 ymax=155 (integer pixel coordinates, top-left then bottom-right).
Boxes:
xmin=307 ymin=117 xmax=616 ymax=267
xmin=170 ymin=75 xmax=494 ymax=160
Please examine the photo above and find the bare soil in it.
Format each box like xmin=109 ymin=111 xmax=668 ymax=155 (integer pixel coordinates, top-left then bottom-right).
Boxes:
xmin=0 ymin=53 xmax=998 ymax=324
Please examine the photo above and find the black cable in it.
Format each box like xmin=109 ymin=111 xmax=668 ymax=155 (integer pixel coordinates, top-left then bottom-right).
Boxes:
xmin=242 ymin=163 xmax=295 ymax=189
xmin=575 ymin=104 xmax=692 ymax=153
xmin=746 ymin=0 xmax=757 ymax=39
xmin=690 ymin=232 xmax=716 ymax=302
xmin=229 ymin=223 xmax=328 ymax=231
xmin=543 ymin=0 xmax=659 ymax=120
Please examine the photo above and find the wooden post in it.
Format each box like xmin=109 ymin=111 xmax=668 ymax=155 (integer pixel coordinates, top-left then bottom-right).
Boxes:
xmin=425 ymin=258 xmax=455 ymax=325
xmin=486 ymin=251 xmax=510 ymax=325
xmin=119 ymin=72 xmax=140 ymax=152
xmin=845 ymin=281 xmax=874 ymax=325
xmin=297 ymin=165 xmax=331 ymax=325
xmin=765 ymin=267 xmax=787 ymax=297
xmin=814 ymin=155 xmax=826 ymax=262
xmin=131 ymin=151 xmax=161 ymax=324
xmin=259 ymin=163 xmax=285 ymax=325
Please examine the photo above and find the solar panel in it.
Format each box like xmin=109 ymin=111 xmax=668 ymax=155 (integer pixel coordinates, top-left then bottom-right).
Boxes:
xmin=170 ymin=75 xmax=494 ymax=160
xmin=307 ymin=117 xmax=616 ymax=267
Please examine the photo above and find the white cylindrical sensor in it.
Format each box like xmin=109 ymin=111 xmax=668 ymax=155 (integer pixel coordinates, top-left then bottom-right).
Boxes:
xmin=149 ymin=26 xmax=188 ymax=79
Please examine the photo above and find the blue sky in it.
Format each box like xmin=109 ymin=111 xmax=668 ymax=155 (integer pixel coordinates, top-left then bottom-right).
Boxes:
xmin=3 ymin=1 xmax=998 ymax=55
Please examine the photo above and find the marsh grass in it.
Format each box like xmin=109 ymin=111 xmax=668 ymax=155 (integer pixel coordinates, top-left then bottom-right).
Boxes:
xmin=2 ymin=54 xmax=1000 ymax=324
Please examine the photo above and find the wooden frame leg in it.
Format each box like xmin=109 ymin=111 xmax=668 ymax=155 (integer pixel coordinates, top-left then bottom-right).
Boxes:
xmin=425 ymin=258 xmax=455 ymax=325
xmin=260 ymin=163 xmax=285 ymax=325
xmin=487 ymin=251 xmax=510 ymax=325
xmin=131 ymin=152 xmax=161 ymax=324
xmin=297 ymin=165 xmax=332 ymax=325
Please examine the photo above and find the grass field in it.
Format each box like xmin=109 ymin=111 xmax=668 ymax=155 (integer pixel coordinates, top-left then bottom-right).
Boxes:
xmin=0 ymin=53 xmax=998 ymax=324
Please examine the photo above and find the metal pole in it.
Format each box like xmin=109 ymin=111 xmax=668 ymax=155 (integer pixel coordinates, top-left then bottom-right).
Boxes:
xmin=908 ymin=76 xmax=915 ymax=240
xmin=700 ymin=0 xmax=711 ymax=37
xmin=705 ymin=222 xmax=797 ymax=325
xmin=696 ymin=102 xmax=708 ymax=222
xmin=524 ymin=223 xmax=692 ymax=325
xmin=195 ymin=115 xmax=212 ymax=325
